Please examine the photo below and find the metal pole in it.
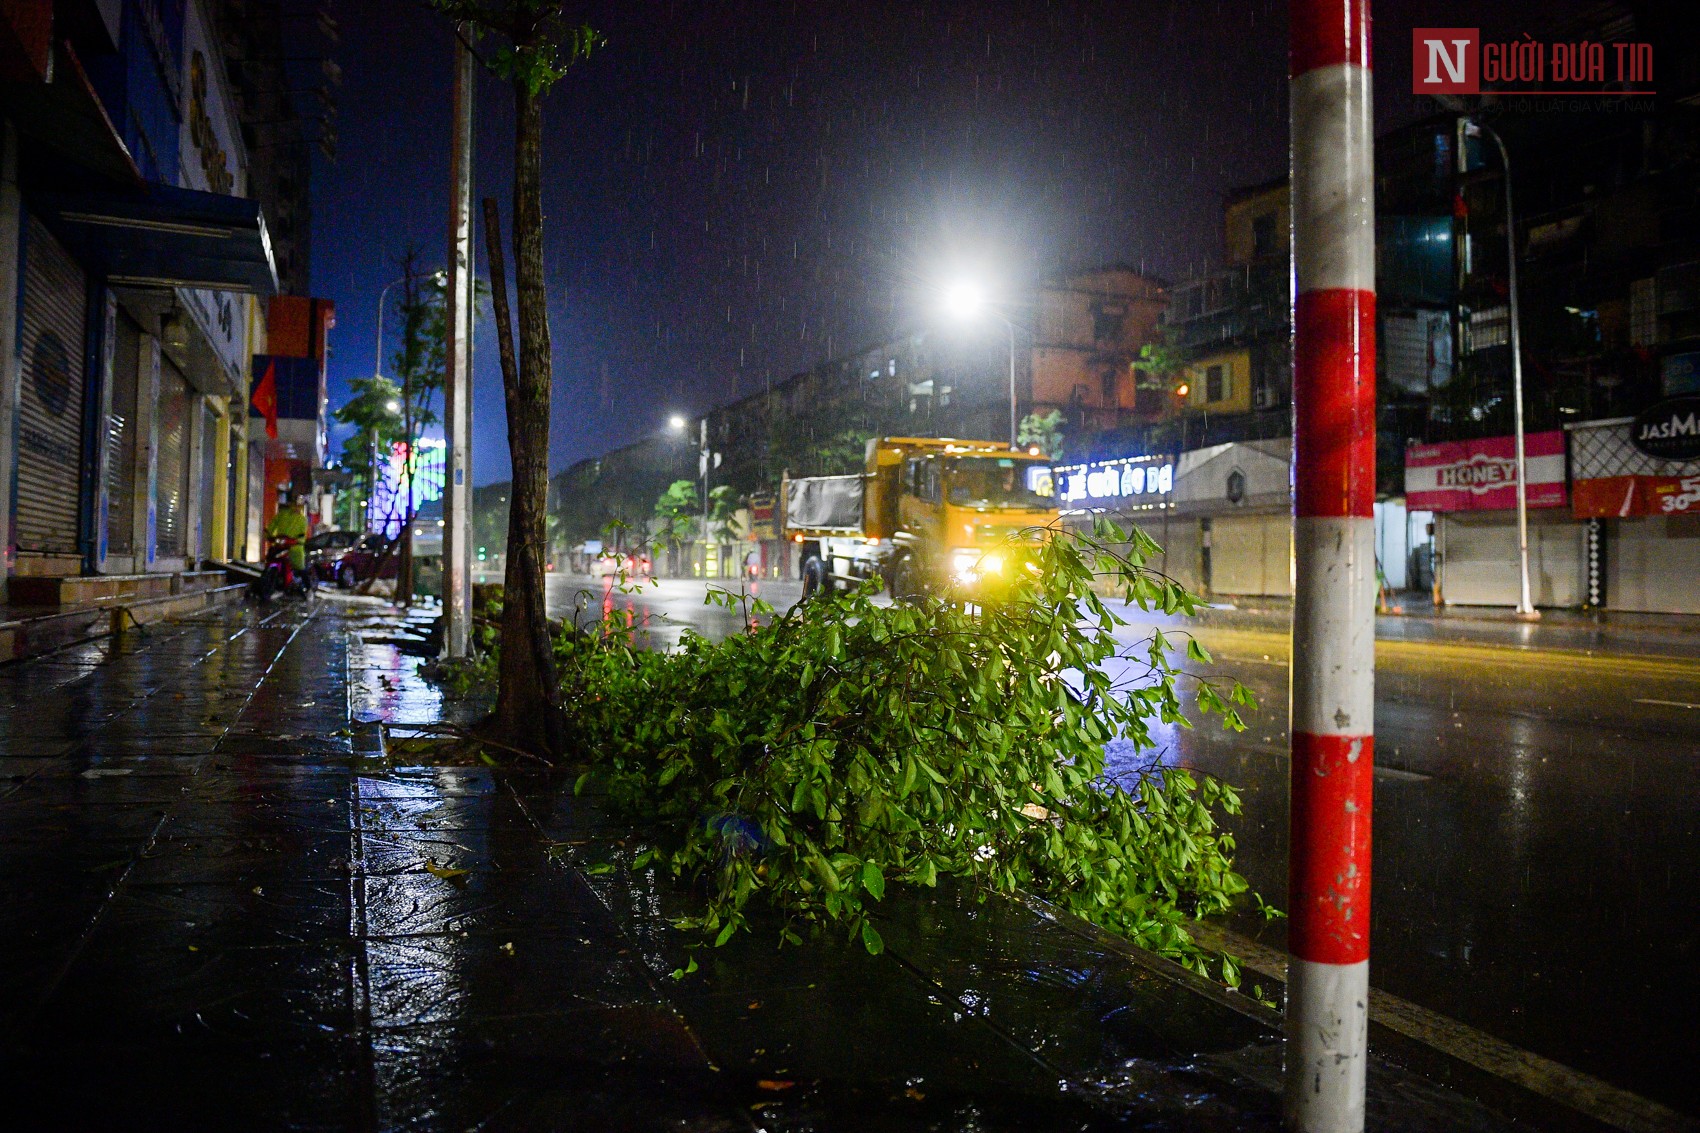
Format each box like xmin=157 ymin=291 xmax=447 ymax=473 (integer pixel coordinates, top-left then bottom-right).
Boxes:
xmin=1287 ymin=2 xmax=1375 ymax=1130
xmin=1007 ymin=318 xmax=1018 ymax=447
xmin=1481 ymin=123 xmax=1539 ymax=620
xmin=372 ymin=275 xmax=408 ymax=380
xmin=442 ymin=28 xmax=475 ymax=655
xmin=700 ymin=417 xmax=710 ymax=577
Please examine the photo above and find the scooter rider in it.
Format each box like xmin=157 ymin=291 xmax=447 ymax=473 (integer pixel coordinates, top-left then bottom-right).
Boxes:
xmin=264 ymin=489 xmax=310 ymax=577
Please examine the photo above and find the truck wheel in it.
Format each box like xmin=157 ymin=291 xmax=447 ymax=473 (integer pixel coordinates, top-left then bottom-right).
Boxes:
xmin=801 ymin=555 xmax=826 ymax=599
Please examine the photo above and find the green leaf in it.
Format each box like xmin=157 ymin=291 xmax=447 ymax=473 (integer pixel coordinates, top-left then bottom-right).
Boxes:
xmin=861 ymin=861 xmax=885 ymax=901
xmin=860 ymin=919 xmax=884 ymax=955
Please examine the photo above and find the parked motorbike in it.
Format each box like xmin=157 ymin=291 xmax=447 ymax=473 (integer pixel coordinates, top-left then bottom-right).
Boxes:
xmin=249 ymin=536 xmax=313 ymax=602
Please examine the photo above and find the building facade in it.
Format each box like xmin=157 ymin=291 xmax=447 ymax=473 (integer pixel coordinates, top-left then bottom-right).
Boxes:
xmin=1 ymin=0 xmax=325 ymax=606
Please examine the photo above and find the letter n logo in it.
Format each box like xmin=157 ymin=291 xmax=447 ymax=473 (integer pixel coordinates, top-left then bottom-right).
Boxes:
xmin=1412 ymin=28 xmax=1479 ymax=94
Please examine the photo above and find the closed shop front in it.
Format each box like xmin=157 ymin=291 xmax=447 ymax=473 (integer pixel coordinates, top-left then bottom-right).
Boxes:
xmin=155 ymin=358 xmax=191 ymax=561
xmin=1210 ymin=513 xmax=1292 ymax=597
xmin=1569 ymin=413 xmax=1700 ymax=614
xmin=1150 ymin=515 xmax=1204 ymax=593
xmin=104 ymin=312 xmax=142 ymax=558
xmin=1172 ymin=439 xmax=1292 ymax=599
xmin=198 ymin=399 xmax=219 ymax=561
xmin=15 ymin=216 xmax=87 ymax=561
xmin=1408 ymin=430 xmax=1576 ymax=608
xmin=1438 ymin=511 xmax=1584 ymax=607
xmin=1607 ymin=516 xmax=1700 ymax=614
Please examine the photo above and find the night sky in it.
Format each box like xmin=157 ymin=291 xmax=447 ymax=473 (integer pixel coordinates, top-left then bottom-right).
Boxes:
xmin=311 ymin=0 xmax=1591 ymax=485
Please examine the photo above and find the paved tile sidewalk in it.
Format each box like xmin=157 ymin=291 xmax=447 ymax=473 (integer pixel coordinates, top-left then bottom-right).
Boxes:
xmin=0 ymin=600 xmax=1583 ymax=1130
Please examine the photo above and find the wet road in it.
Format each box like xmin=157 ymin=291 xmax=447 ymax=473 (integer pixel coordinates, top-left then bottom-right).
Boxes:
xmin=550 ymin=572 xmax=1700 ymax=1117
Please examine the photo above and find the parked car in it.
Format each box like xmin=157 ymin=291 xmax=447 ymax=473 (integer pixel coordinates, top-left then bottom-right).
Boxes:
xmin=333 ymin=534 xmax=397 ymax=589
xmin=305 ymin=529 xmax=359 ymax=583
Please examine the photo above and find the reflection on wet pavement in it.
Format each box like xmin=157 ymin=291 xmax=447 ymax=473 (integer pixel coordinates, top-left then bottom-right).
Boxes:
xmin=0 ymin=596 xmax=1586 ymax=1129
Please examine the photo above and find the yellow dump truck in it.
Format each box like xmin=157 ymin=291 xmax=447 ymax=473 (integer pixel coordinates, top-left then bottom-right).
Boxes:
xmin=782 ymin=437 xmax=1060 ymax=599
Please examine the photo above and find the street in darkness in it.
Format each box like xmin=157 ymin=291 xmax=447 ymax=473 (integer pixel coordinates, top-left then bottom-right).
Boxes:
xmin=5 ymin=0 xmax=1700 ymax=1130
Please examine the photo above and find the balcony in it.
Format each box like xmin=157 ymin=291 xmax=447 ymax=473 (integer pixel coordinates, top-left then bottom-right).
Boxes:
xmin=1166 ymin=260 xmax=1289 ymax=350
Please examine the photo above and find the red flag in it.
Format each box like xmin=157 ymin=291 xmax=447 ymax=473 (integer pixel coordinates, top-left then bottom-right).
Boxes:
xmin=251 ymin=358 xmax=278 ymax=439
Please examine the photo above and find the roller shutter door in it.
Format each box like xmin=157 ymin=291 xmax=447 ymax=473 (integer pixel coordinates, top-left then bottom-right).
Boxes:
xmin=1152 ymin=517 xmax=1204 ymax=593
xmin=1439 ymin=512 xmax=1583 ymax=607
xmin=15 ymin=216 xmax=87 ymax=555
xmin=1606 ymin=516 xmax=1700 ymax=614
xmin=155 ymin=358 xmax=191 ymax=559
xmin=1211 ymin=514 xmax=1292 ymax=597
xmin=104 ymin=312 xmax=142 ymax=557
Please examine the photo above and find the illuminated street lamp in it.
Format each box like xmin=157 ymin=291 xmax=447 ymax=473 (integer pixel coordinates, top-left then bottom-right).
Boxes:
xmin=667 ymin=414 xmax=687 ymax=432
xmin=941 ymin=279 xmax=1023 ymax=447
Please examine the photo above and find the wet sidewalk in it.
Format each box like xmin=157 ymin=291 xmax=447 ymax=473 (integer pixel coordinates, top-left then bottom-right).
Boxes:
xmin=0 ymin=600 xmax=1603 ymax=1130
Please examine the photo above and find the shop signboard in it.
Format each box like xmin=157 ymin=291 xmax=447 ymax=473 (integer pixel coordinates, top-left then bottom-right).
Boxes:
xmin=1404 ymin=431 xmax=1566 ymax=512
xmin=1569 ymin=412 xmax=1700 ymax=517
xmin=1050 ymin=455 xmax=1173 ymax=509
xmin=1630 ymin=395 xmax=1700 ymax=460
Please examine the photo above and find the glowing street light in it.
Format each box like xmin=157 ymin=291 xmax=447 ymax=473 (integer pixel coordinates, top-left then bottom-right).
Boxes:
xmin=667 ymin=414 xmax=687 ymax=432
xmin=385 ymin=399 xmax=400 ymax=413
xmin=942 ymin=279 xmax=987 ymax=322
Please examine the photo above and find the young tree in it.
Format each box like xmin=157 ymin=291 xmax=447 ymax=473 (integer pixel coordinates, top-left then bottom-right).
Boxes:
xmin=653 ymin=479 xmax=699 ymax=572
xmin=1017 ymin=409 xmax=1067 ymax=459
xmin=333 ymin=373 xmax=405 ymax=505
xmin=331 ymin=250 xmax=448 ymax=602
xmin=389 ymin=250 xmax=448 ymax=602
xmin=431 ymin=2 xmax=603 ymax=757
xmin=707 ymin=484 xmax=741 ymax=545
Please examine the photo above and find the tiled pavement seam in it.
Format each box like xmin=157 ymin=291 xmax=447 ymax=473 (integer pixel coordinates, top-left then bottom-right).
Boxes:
xmin=2 ymin=603 xmax=357 ymax=1130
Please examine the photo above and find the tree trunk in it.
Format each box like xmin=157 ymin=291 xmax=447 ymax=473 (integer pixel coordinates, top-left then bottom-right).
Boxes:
xmin=484 ymin=81 xmax=563 ymax=758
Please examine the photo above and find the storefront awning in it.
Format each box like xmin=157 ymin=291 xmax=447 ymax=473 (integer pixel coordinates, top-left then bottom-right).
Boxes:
xmin=38 ymin=182 xmax=278 ymax=296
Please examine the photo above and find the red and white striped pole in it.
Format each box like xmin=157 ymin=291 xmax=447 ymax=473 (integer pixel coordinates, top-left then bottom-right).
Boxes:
xmin=1287 ymin=1 xmax=1375 ymax=1131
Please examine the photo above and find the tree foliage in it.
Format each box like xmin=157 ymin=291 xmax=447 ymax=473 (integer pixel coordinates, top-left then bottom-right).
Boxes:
xmin=653 ymin=479 xmax=700 ymax=547
xmin=1017 ymin=409 xmax=1067 ymax=459
xmin=560 ymin=520 xmax=1262 ymax=979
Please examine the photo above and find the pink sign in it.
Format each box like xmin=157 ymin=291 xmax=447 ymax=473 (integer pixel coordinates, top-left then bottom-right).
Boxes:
xmin=1404 ymin=431 xmax=1567 ymax=512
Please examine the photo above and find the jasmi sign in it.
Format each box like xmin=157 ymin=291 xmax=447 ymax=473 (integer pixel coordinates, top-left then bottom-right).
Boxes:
xmin=1631 ymin=396 xmax=1700 ymax=461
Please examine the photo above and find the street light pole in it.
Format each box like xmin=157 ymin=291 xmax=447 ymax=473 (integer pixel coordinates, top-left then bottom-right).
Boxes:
xmin=1007 ymin=317 xmax=1018 ymax=448
xmin=372 ymin=274 xmax=408 ymax=380
xmin=442 ymin=26 xmax=476 ymax=657
xmin=1472 ymin=120 xmax=1540 ymax=620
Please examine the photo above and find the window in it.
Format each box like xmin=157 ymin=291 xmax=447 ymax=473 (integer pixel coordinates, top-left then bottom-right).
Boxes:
xmin=1252 ymin=212 xmax=1277 ymax=257
xmin=905 ymin=457 xmax=941 ymax=504
xmin=946 ymin=457 xmax=1049 ymax=509
xmin=1100 ymin=368 xmax=1119 ymax=404
xmin=1206 ymin=363 xmax=1227 ymax=402
xmin=1630 ymin=278 xmax=1658 ymax=347
xmin=1092 ymin=304 xmax=1126 ymax=342
xmin=1467 ymin=306 xmax=1509 ymax=352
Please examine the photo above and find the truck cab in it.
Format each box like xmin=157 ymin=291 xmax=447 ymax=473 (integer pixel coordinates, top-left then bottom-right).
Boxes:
xmin=785 ymin=437 xmax=1059 ymax=599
